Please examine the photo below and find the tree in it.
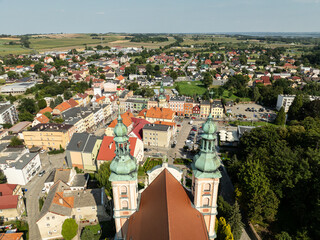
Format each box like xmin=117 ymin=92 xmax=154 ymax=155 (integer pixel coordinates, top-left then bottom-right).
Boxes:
xmin=54 ymin=96 xmax=63 ymax=106
xmin=18 ymin=111 xmax=34 ymax=121
xmin=9 ymin=136 xmax=23 ymax=147
xmin=217 ymin=217 xmax=234 ymax=240
xmin=96 ymin=162 xmax=112 ymax=196
xmin=63 ymin=90 xmax=73 ymax=100
xmin=18 ymin=98 xmax=38 ymax=114
xmin=37 ymin=99 xmax=47 ymax=110
xmin=53 ymin=118 xmax=64 ymax=123
xmin=170 ymin=71 xmax=178 ymax=80
xmin=34 ymin=63 xmax=43 ymax=74
xmin=229 ymin=202 xmax=244 ymax=240
xmin=0 ymin=170 xmax=6 ymax=184
xmin=202 ymin=72 xmax=213 ymax=87
xmin=275 ymin=107 xmax=286 ymax=125
xmin=43 ymin=112 xmax=52 ymax=120
xmin=275 ymin=232 xmax=292 ymax=240
xmin=146 ymin=64 xmax=153 ymax=76
xmin=127 ymin=82 xmax=139 ymax=91
xmin=288 ymin=94 xmax=304 ymax=120
xmin=61 ymin=218 xmax=78 ymax=240
xmin=253 ymin=87 xmax=261 ymax=102
xmin=81 ymin=225 xmax=101 ymax=240
xmin=49 ymin=100 xmax=56 ymax=109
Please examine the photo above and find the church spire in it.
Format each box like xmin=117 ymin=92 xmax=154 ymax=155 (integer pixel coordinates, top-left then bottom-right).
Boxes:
xmin=109 ymin=94 xmax=137 ymax=181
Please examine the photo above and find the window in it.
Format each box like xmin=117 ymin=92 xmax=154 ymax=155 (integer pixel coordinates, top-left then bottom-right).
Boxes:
xmin=46 ymin=223 xmax=50 ymax=227
xmin=92 ymin=206 xmax=96 ymax=210
xmin=203 ymin=197 xmax=210 ymax=207
xmin=204 ymin=183 xmax=211 ymax=192
xmin=77 ymin=208 xmax=81 ymax=212
xmin=122 ymin=200 xmax=129 ymax=210
xmin=52 ymin=216 xmax=55 ymax=220
xmin=46 ymin=217 xmax=50 ymax=220
xmin=120 ymin=186 xmax=127 ymax=195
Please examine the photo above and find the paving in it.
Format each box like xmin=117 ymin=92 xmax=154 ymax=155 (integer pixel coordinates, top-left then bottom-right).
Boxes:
xmin=24 ymin=152 xmax=66 ymax=240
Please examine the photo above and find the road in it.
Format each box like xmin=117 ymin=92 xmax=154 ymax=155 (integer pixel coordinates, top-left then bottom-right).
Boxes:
xmin=24 ymin=152 xmax=66 ymax=240
xmin=182 ymin=55 xmax=194 ymax=76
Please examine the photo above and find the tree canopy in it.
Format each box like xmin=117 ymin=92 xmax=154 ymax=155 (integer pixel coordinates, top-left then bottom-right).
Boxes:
xmin=61 ymin=218 xmax=78 ymax=240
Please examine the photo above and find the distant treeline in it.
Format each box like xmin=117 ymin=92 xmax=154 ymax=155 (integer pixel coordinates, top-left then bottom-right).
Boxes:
xmin=0 ymin=34 xmax=11 ymax=38
xmin=234 ymin=35 xmax=320 ymax=45
xmin=127 ymin=35 xmax=169 ymax=42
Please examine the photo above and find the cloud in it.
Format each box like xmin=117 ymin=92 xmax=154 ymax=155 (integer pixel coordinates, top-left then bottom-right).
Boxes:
xmin=96 ymin=12 xmax=105 ymax=15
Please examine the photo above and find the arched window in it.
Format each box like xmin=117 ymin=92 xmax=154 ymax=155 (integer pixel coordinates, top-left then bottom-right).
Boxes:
xmin=204 ymin=183 xmax=211 ymax=192
xmin=122 ymin=200 xmax=128 ymax=210
xmin=121 ymin=186 xmax=127 ymax=195
xmin=203 ymin=197 xmax=210 ymax=207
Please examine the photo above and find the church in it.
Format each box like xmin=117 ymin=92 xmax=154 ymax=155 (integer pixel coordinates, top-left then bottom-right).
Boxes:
xmin=109 ymin=99 xmax=222 ymax=240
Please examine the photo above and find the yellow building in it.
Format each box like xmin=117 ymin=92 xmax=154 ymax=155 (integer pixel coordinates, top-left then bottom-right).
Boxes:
xmin=143 ymin=124 xmax=171 ymax=148
xmin=23 ymin=123 xmax=76 ymax=150
xmin=144 ymin=107 xmax=175 ymax=123
xmin=211 ymin=100 xmax=224 ymax=119
xmin=200 ymin=101 xmax=211 ymax=118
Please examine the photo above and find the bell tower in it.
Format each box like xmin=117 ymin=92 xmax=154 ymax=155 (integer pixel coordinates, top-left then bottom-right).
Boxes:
xmin=158 ymin=81 xmax=168 ymax=108
xmin=192 ymin=106 xmax=222 ymax=239
xmin=110 ymin=100 xmax=138 ymax=240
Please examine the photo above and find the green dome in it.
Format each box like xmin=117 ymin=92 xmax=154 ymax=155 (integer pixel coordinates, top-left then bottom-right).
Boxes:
xmin=113 ymin=115 xmax=128 ymax=138
xmin=202 ymin=114 xmax=217 ymax=139
xmin=110 ymin=153 xmax=137 ymax=179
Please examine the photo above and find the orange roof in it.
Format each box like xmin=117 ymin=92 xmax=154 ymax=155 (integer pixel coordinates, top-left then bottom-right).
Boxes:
xmin=117 ymin=75 xmax=124 ymax=81
xmin=67 ymin=99 xmax=78 ymax=108
xmin=127 ymin=169 xmax=209 ymax=240
xmin=138 ymin=109 xmax=147 ymax=117
xmin=108 ymin=112 xmax=134 ymax=128
xmin=97 ymin=136 xmax=137 ymax=161
xmin=54 ymin=102 xmax=71 ymax=112
xmin=145 ymin=107 xmax=175 ymax=120
xmin=0 ymin=232 xmax=24 ymax=240
xmin=95 ymin=96 xmax=106 ymax=103
xmin=154 ymin=121 xmax=176 ymax=127
xmin=39 ymin=107 xmax=53 ymax=114
xmin=35 ymin=115 xmax=49 ymax=124
xmin=52 ymin=192 xmax=74 ymax=208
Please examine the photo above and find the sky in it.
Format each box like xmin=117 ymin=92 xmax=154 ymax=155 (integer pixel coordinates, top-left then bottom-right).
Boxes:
xmin=0 ymin=0 xmax=319 ymax=35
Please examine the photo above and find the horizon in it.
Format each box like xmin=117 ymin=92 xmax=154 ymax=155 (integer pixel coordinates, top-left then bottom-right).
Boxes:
xmin=1 ymin=0 xmax=320 ymax=35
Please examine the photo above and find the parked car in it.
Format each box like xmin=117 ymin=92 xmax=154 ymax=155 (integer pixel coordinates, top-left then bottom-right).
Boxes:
xmin=40 ymin=149 xmax=46 ymax=154
xmin=177 ymin=124 xmax=181 ymax=127
xmin=191 ymin=117 xmax=196 ymax=120
xmin=41 ymin=187 xmax=46 ymax=194
xmin=38 ymin=170 xmax=45 ymax=177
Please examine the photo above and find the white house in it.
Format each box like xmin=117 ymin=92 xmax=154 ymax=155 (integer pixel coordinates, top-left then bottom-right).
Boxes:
xmin=3 ymin=152 xmax=41 ymax=185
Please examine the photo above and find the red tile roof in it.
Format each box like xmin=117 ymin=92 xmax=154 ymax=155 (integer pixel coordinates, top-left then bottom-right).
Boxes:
xmin=67 ymin=99 xmax=79 ymax=108
xmin=131 ymin=118 xmax=151 ymax=140
xmin=126 ymin=169 xmax=209 ymax=240
xmin=0 ymin=195 xmax=18 ymax=210
xmin=0 ymin=184 xmax=17 ymax=196
xmin=39 ymin=107 xmax=53 ymax=114
xmin=97 ymin=136 xmax=137 ymax=161
xmin=0 ymin=232 xmax=24 ymax=240
xmin=145 ymin=107 xmax=175 ymax=120
xmin=108 ymin=112 xmax=134 ymax=128
xmin=54 ymin=102 xmax=71 ymax=113
xmin=35 ymin=115 xmax=49 ymax=124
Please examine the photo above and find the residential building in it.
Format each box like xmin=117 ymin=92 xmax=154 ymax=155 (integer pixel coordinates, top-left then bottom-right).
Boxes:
xmin=169 ymin=97 xmax=185 ymax=116
xmin=143 ymin=124 xmax=171 ymax=148
xmin=200 ymin=101 xmax=211 ymax=118
xmin=61 ymin=107 xmax=95 ymax=132
xmin=44 ymin=168 xmax=88 ymax=194
xmin=32 ymin=114 xmax=50 ymax=127
xmin=211 ymin=100 xmax=224 ymax=119
xmin=3 ymin=152 xmax=41 ymax=185
xmin=66 ymin=133 xmax=103 ymax=170
xmin=0 ymin=103 xmax=18 ymax=125
xmin=0 ymin=184 xmax=25 ymax=221
xmin=184 ymin=99 xmax=194 ymax=117
xmin=144 ymin=107 xmax=175 ymax=123
xmin=23 ymin=123 xmax=76 ymax=150
xmin=276 ymin=94 xmax=320 ymax=112
xmin=37 ymin=181 xmax=109 ymax=240
xmin=193 ymin=105 xmax=200 ymax=116
xmin=97 ymin=135 xmax=144 ymax=166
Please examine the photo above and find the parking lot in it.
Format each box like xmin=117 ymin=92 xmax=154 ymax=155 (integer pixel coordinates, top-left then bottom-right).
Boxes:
xmin=226 ymin=103 xmax=276 ymax=122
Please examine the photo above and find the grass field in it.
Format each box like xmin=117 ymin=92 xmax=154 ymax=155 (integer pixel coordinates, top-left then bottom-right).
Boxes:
xmin=221 ymin=89 xmax=251 ymax=102
xmin=0 ymin=38 xmax=32 ymax=56
xmin=175 ymin=81 xmax=207 ymax=96
xmin=107 ymin=36 xmax=176 ymax=49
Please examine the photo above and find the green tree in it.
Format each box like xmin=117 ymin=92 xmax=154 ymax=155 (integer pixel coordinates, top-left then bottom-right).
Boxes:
xmin=96 ymin=162 xmax=112 ymax=196
xmin=0 ymin=170 xmax=6 ymax=184
xmin=253 ymin=87 xmax=261 ymax=102
xmin=275 ymin=107 xmax=286 ymax=125
xmin=229 ymin=202 xmax=244 ymax=240
xmin=146 ymin=64 xmax=153 ymax=76
xmin=275 ymin=231 xmax=292 ymax=240
xmin=49 ymin=100 xmax=56 ymax=109
xmin=288 ymin=94 xmax=304 ymax=120
xmin=217 ymin=217 xmax=234 ymax=240
xmin=54 ymin=96 xmax=63 ymax=106
xmin=81 ymin=225 xmax=101 ymax=240
xmin=61 ymin=218 xmax=78 ymax=240
xmin=63 ymin=90 xmax=73 ymax=100
xmin=9 ymin=136 xmax=23 ymax=147
xmin=43 ymin=112 xmax=52 ymax=120
xmin=202 ymin=72 xmax=213 ymax=87
xmin=53 ymin=118 xmax=64 ymax=123
xmin=37 ymin=99 xmax=47 ymax=110
xmin=170 ymin=71 xmax=178 ymax=80
xmin=18 ymin=111 xmax=34 ymax=121
xmin=18 ymin=98 xmax=38 ymax=114
xmin=34 ymin=63 xmax=43 ymax=74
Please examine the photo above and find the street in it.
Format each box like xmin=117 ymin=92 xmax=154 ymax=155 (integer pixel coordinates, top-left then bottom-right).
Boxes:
xmin=24 ymin=152 xmax=66 ymax=240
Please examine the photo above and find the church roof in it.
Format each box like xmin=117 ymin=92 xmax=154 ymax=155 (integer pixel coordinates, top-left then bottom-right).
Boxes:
xmin=126 ymin=169 xmax=209 ymax=240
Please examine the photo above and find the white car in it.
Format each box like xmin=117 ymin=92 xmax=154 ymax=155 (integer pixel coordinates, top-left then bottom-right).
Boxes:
xmin=40 ymin=149 xmax=46 ymax=154
xmin=41 ymin=187 xmax=46 ymax=194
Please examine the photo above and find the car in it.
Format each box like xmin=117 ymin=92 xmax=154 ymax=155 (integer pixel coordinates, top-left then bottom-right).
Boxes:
xmin=41 ymin=187 xmax=46 ymax=194
xmin=191 ymin=117 xmax=196 ymax=120
xmin=38 ymin=170 xmax=45 ymax=177
xmin=171 ymin=143 xmax=176 ymax=148
xmin=40 ymin=149 xmax=46 ymax=154
xmin=177 ymin=124 xmax=181 ymax=127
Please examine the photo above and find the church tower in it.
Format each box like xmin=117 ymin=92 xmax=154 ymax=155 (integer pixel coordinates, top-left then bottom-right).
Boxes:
xmin=192 ymin=109 xmax=222 ymax=239
xmin=109 ymin=101 xmax=138 ymax=240
xmin=158 ymin=81 xmax=168 ymax=108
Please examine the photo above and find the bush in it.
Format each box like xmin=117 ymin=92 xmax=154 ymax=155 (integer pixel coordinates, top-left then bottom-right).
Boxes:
xmin=81 ymin=224 xmax=101 ymax=240
xmin=48 ymin=148 xmax=65 ymax=155
xmin=61 ymin=218 xmax=78 ymax=240
xmin=9 ymin=136 xmax=23 ymax=147
xmin=173 ymin=158 xmax=192 ymax=165
xmin=143 ymin=158 xmax=162 ymax=172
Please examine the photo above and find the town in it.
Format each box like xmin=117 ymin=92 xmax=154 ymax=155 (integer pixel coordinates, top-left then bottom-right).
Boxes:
xmin=0 ymin=32 xmax=319 ymax=240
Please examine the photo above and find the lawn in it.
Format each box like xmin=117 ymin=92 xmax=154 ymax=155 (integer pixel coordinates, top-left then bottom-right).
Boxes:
xmin=175 ymin=81 xmax=207 ymax=96
xmin=221 ymin=89 xmax=251 ymax=102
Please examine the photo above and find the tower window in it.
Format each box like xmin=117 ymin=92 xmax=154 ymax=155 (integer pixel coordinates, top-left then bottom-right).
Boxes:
xmin=204 ymin=183 xmax=211 ymax=192
xmin=121 ymin=186 xmax=127 ymax=195
xmin=203 ymin=197 xmax=210 ymax=207
xmin=122 ymin=200 xmax=129 ymax=210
